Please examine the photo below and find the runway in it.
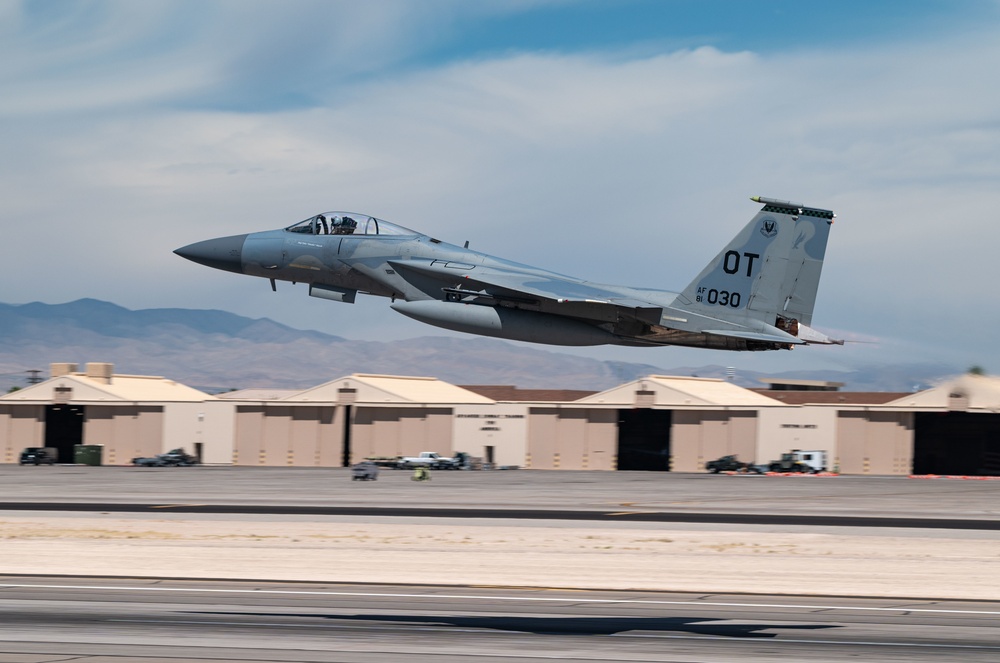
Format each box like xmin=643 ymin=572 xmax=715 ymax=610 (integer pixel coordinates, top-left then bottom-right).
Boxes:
xmin=0 ymin=501 xmax=996 ymax=530
xmin=0 ymin=577 xmax=998 ymax=662
xmin=0 ymin=468 xmax=996 ymax=658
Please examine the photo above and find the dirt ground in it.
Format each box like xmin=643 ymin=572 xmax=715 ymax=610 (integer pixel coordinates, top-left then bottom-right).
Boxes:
xmin=0 ymin=513 xmax=995 ymax=600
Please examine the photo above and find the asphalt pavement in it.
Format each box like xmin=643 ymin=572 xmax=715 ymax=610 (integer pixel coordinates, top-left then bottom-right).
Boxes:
xmin=0 ymin=577 xmax=997 ymax=663
xmin=2 ymin=467 xmax=998 ymax=660
xmin=2 ymin=465 xmax=998 ymax=521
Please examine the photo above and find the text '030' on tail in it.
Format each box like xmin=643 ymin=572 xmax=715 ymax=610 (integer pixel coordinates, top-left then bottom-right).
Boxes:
xmin=174 ymin=198 xmax=842 ymax=351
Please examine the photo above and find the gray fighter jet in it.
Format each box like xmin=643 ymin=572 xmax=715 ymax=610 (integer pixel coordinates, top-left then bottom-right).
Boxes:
xmin=175 ymin=196 xmax=841 ymax=350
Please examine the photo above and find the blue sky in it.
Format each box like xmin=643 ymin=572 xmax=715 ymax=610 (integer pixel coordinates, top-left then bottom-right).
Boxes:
xmin=2 ymin=0 xmax=1000 ymax=383
xmin=428 ymin=1 xmax=987 ymax=59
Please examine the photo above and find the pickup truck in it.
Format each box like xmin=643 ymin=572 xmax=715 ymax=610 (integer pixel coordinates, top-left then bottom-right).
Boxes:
xmin=396 ymin=452 xmax=462 ymax=470
xmin=19 ymin=447 xmax=58 ymax=465
xmin=705 ymin=454 xmax=761 ymax=474
xmin=132 ymin=448 xmax=199 ymax=467
xmin=766 ymin=450 xmax=828 ymax=473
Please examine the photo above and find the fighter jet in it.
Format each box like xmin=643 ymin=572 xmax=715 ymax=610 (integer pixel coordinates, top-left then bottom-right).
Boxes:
xmin=175 ymin=196 xmax=841 ymax=350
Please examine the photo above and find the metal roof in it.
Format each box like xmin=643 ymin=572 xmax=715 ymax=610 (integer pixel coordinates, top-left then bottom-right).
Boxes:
xmin=215 ymin=388 xmax=302 ymax=401
xmin=885 ymin=374 xmax=1000 ymax=410
xmin=757 ymin=377 xmax=845 ymax=390
xmin=460 ymin=385 xmax=598 ymax=402
xmin=0 ymin=373 xmax=214 ymax=403
xmin=575 ymin=375 xmax=786 ymax=407
xmin=283 ymin=374 xmax=495 ymax=404
xmin=753 ymin=390 xmax=912 ymax=405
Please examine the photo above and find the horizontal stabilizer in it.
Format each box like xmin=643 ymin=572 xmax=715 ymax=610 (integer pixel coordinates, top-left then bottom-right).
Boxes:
xmin=797 ymin=323 xmax=844 ymax=345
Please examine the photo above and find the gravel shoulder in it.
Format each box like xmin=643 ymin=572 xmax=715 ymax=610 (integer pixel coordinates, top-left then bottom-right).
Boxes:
xmin=0 ymin=512 xmax=996 ymax=600
xmin=2 ymin=467 xmax=997 ymax=600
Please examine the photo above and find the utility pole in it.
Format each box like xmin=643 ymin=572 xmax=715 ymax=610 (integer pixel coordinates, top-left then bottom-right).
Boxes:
xmin=25 ymin=369 xmax=43 ymax=385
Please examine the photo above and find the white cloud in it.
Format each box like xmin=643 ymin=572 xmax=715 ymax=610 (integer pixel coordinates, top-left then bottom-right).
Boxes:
xmin=2 ymin=3 xmax=999 ymax=373
xmin=0 ymin=0 xmax=559 ymax=114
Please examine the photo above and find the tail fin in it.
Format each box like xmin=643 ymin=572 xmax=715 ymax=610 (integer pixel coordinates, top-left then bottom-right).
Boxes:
xmin=676 ymin=196 xmax=834 ymax=331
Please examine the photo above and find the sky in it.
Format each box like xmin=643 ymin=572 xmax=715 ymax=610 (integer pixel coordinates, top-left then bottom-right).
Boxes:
xmin=3 ymin=0 xmax=1000 ymax=380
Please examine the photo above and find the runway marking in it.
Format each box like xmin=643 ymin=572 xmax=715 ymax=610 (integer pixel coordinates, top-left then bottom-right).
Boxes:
xmin=604 ymin=512 xmax=646 ymax=516
xmin=3 ymin=583 xmax=999 ymax=616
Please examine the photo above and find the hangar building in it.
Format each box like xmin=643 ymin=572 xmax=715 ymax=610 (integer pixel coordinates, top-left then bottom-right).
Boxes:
xmin=219 ymin=374 xmax=493 ymax=467
xmin=3 ymin=363 xmax=999 ymax=476
xmin=0 ymin=363 xmax=232 ymax=465
xmin=525 ymin=376 xmax=784 ymax=471
xmin=886 ymin=374 xmax=1000 ymax=476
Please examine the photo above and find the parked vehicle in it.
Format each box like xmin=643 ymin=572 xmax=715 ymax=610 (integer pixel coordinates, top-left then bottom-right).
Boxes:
xmin=792 ymin=450 xmax=828 ymax=473
xmin=705 ymin=454 xmax=761 ymax=473
xmin=350 ymin=461 xmax=379 ymax=481
xmin=767 ymin=450 xmax=827 ymax=473
xmin=157 ymin=448 xmax=199 ymax=466
xmin=393 ymin=451 xmax=466 ymax=470
xmin=19 ymin=447 xmax=57 ymax=465
xmin=132 ymin=448 xmax=199 ymax=467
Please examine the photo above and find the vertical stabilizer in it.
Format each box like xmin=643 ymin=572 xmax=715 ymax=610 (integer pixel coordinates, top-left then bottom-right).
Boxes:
xmin=676 ymin=196 xmax=834 ymax=330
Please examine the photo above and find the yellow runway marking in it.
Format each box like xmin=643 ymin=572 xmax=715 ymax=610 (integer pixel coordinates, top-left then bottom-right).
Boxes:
xmin=605 ymin=511 xmax=646 ymax=516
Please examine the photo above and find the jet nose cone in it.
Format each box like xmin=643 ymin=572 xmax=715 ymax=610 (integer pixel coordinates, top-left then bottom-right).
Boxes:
xmin=174 ymin=234 xmax=249 ymax=274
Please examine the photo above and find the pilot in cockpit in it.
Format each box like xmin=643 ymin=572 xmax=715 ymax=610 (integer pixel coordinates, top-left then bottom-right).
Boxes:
xmin=332 ymin=216 xmax=357 ymax=235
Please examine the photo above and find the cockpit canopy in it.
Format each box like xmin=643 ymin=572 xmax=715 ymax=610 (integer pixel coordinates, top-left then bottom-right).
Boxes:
xmin=285 ymin=212 xmax=417 ymax=237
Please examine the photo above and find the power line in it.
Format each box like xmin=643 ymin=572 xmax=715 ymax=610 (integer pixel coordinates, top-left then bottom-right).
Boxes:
xmin=0 ymin=370 xmax=45 ymax=383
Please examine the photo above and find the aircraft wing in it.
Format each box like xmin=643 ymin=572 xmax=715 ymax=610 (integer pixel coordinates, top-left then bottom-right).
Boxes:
xmin=389 ymin=260 xmax=663 ymax=325
xmin=390 ymin=259 xmax=807 ymax=346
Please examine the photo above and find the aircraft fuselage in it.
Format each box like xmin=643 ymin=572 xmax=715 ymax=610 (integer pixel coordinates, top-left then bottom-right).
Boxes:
xmin=176 ymin=199 xmax=841 ymax=350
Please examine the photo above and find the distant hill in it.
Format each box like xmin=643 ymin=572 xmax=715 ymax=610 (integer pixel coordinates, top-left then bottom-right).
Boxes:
xmin=0 ymin=299 xmax=668 ymax=392
xmin=0 ymin=299 xmax=957 ymax=394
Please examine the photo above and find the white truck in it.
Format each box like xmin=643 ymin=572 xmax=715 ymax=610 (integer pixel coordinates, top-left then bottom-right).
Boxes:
xmin=765 ymin=449 xmax=828 ymax=473
xmin=794 ymin=450 xmax=829 ymax=473
xmin=396 ymin=451 xmax=463 ymax=470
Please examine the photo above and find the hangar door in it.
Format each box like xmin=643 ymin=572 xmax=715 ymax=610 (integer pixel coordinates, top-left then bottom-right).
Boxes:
xmin=913 ymin=412 xmax=1000 ymax=476
xmin=617 ymin=409 xmax=671 ymax=471
xmin=44 ymin=404 xmax=84 ymax=463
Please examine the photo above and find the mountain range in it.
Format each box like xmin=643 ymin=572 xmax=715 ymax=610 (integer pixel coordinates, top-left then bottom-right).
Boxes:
xmin=0 ymin=299 xmax=958 ymax=394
